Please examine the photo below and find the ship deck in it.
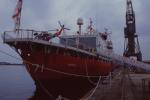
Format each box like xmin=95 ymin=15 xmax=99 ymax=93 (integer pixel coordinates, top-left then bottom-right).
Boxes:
xmin=3 ymin=30 xmax=112 ymax=61
xmin=4 ymin=37 xmax=97 ymax=55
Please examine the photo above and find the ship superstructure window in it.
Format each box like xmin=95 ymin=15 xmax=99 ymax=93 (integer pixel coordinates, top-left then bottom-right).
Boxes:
xmin=60 ymin=36 xmax=97 ymax=52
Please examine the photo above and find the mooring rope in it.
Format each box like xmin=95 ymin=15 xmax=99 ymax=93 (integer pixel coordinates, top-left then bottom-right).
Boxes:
xmin=83 ymin=76 xmax=102 ymax=100
xmin=35 ymin=76 xmax=55 ymax=99
xmin=56 ymin=95 xmax=70 ymax=100
xmin=85 ymin=58 xmax=98 ymax=85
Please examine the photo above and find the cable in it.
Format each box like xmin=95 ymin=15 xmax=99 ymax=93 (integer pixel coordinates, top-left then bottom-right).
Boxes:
xmin=85 ymin=58 xmax=97 ymax=85
xmin=35 ymin=76 xmax=55 ymax=99
xmin=84 ymin=76 xmax=102 ymax=100
xmin=56 ymin=95 xmax=70 ymax=100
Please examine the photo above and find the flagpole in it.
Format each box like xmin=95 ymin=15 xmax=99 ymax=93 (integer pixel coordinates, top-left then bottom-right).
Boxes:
xmin=14 ymin=12 xmax=21 ymax=34
xmin=13 ymin=0 xmax=23 ymax=34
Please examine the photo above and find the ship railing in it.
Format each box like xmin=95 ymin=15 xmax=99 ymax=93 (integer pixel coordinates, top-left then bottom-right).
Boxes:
xmin=3 ymin=29 xmax=54 ymax=42
xmin=3 ymin=29 xmax=37 ymax=42
xmin=3 ymin=29 xmax=99 ymax=57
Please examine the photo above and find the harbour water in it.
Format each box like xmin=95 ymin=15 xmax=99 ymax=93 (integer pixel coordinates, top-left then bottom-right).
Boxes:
xmin=0 ymin=65 xmax=35 ymax=100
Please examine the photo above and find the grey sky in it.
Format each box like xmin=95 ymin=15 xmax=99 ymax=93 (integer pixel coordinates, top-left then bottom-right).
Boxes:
xmin=0 ymin=0 xmax=150 ymax=62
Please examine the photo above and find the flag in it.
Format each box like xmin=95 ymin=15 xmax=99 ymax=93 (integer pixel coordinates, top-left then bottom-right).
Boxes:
xmin=12 ymin=0 xmax=23 ymax=19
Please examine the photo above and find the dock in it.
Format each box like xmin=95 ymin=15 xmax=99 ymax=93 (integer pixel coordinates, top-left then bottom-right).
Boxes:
xmin=81 ymin=68 xmax=150 ymax=100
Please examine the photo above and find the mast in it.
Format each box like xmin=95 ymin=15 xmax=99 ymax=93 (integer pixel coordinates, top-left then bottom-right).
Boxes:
xmin=14 ymin=12 xmax=21 ymax=33
xmin=12 ymin=0 xmax=23 ymax=33
xmin=123 ymin=0 xmax=142 ymax=61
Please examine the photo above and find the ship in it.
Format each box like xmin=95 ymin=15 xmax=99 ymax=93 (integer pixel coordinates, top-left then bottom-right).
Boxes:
xmin=3 ymin=18 xmax=116 ymax=99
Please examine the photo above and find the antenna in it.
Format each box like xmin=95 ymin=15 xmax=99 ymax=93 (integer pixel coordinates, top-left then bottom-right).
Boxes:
xmin=87 ymin=18 xmax=94 ymax=34
xmin=77 ymin=18 xmax=83 ymax=35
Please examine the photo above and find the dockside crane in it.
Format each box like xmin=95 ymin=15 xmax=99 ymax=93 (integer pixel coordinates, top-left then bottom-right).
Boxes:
xmin=124 ymin=0 xmax=142 ymax=61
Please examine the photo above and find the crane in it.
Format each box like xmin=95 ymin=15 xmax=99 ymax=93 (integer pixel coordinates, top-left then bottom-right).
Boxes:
xmin=123 ymin=0 xmax=142 ymax=61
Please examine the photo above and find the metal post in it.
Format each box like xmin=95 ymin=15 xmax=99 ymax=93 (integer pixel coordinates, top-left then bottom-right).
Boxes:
xmin=32 ymin=30 xmax=34 ymax=40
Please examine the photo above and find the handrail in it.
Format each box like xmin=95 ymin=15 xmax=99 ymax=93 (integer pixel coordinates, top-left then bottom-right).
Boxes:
xmin=3 ymin=29 xmax=96 ymax=52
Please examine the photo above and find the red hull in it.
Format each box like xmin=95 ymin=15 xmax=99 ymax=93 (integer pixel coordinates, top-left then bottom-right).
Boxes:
xmin=8 ymin=41 xmax=113 ymax=80
xmin=26 ymin=54 xmax=112 ymax=80
xmin=7 ymin=41 xmax=114 ymax=99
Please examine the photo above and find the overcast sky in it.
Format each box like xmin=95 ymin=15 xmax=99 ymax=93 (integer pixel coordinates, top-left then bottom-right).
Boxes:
xmin=0 ymin=0 xmax=150 ymax=62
